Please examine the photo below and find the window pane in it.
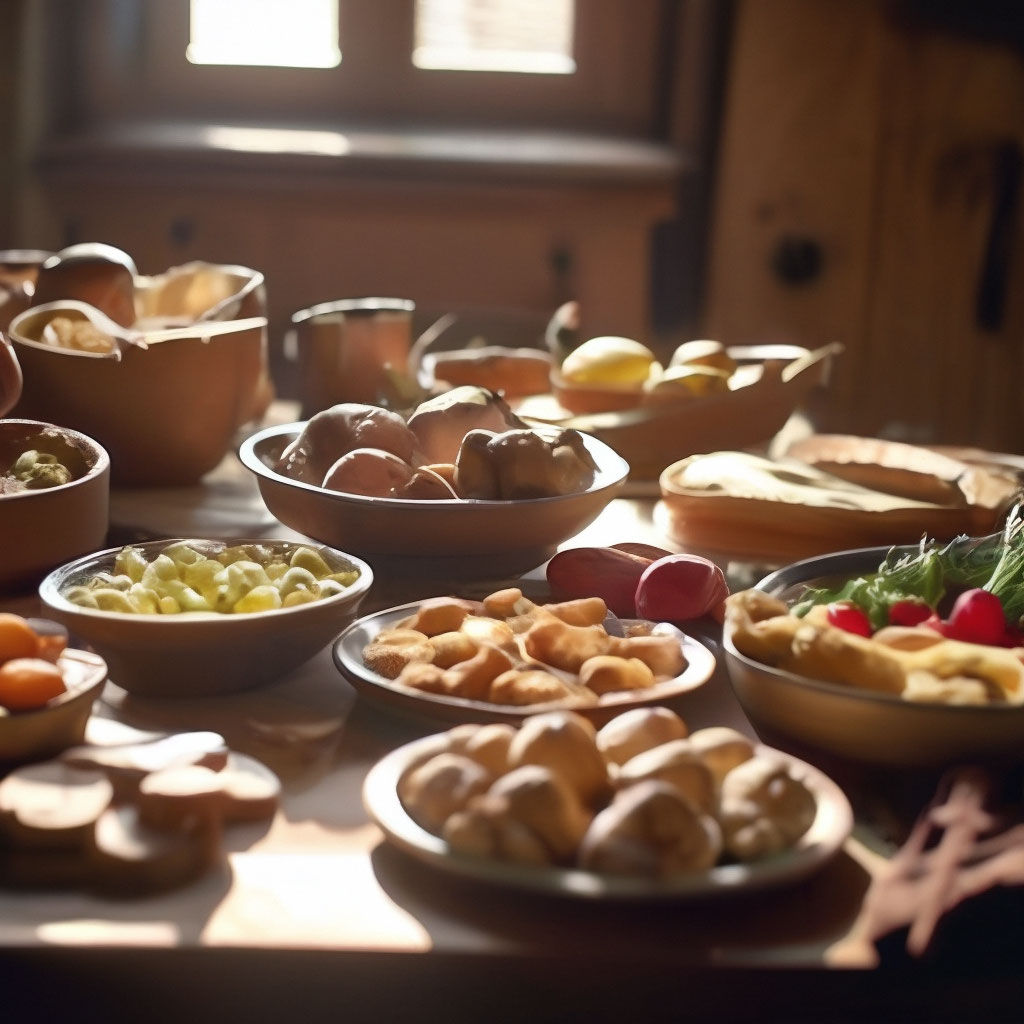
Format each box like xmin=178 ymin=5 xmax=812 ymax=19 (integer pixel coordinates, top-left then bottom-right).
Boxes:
xmin=188 ymin=0 xmax=341 ymax=68
xmin=413 ymin=0 xmax=575 ymax=73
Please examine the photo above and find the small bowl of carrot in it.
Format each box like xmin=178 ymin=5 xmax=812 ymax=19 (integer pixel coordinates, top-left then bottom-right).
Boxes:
xmin=0 ymin=613 xmax=107 ymax=765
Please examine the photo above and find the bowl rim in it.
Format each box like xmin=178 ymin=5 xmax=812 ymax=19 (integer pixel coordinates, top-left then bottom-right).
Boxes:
xmin=722 ymin=542 xmax=1024 ymax=716
xmin=38 ymin=536 xmax=374 ymax=625
xmin=0 ymin=647 xmax=108 ymax=723
xmin=238 ymin=419 xmax=631 ymax=509
xmin=0 ymin=418 xmax=110 ymax=499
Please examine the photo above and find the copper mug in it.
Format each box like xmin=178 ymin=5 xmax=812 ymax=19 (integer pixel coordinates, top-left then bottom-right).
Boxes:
xmin=291 ymin=297 xmax=415 ymax=416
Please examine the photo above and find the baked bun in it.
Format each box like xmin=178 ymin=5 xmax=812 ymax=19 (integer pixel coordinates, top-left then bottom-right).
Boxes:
xmin=276 ymin=403 xmax=416 ymax=485
xmin=718 ymin=755 xmax=817 ymax=861
xmin=407 ymin=386 xmax=522 ymax=464
xmin=616 ymin=738 xmax=716 ymax=815
xmin=321 ymin=448 xmax=457 ymax=499
xmin=595 ymin=706 xmax=689 ymax=766
xmin=428 ymin=347 xmax=553 ymax=398
xmin=321 ymin=448 xmax=413 ymax=496
xmin=578 ymin=779 xmax=722 ymax=877
xmin=454 ymin=427 xmax=598 ymax=500
xmin=507 ymin=710 xmax=609 ymax=807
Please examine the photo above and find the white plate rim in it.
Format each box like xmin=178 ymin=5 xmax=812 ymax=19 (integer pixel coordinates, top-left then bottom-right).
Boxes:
xmin=333 ymin=601 xmax=717 ymax=721
xmin=363 ymin=734 xmax=853 ymax=901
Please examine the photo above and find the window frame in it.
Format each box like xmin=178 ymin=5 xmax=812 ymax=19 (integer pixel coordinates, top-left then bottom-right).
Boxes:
xmin=75 ymin=0 xmax=669 ymax=136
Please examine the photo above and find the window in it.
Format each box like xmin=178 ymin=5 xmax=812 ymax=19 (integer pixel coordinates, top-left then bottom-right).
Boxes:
xmin=73 ymin=0 xmax=665 ymax=136
xmin=412 ymin=0 xmax=575 ymax=74
xmin=188 ymin=0 xmax=341 ymax=68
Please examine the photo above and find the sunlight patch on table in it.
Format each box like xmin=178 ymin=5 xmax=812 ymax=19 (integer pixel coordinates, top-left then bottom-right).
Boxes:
xmin=203 ymin=851 xmax=432 ymax=949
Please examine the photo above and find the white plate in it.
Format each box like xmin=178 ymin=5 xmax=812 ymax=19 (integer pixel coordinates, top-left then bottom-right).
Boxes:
xmin=363 ymin=733 xmax=854 ymax=901
xmin=333 ymin=601 xmax=717 ymax=726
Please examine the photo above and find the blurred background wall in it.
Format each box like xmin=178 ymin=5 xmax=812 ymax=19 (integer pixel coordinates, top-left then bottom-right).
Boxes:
xmin=4 ymin=0 xmax=1024 ymax=452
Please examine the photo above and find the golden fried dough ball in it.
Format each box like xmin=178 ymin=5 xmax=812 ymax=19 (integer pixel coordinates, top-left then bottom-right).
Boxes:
xmin=543 ymin=597 xmax=608 ymax=627
xmin=402 ymin=597 xmax=479 ymax=637
xmin=482 ymin=587 xmax=536 ymax=620
xmin=362 ymin=628 xmax=434 ymax=679
xmin=578 ymin=655 xmax=654 ymax=696
xmin=426 ymin=631 xmax=481 ymax=668
xmin=595 ymin=707 xmax=689 ymax=767
xmin=488 ymin=669 xmax=596 ymax=708
xmin=460 ymin=615 xmax=516 ymax=649
xmin=394 ymin=661 xmax=449 ymax=694
xmin=441 ymin=644 xmax=517 ymax=701
xmin=607 ymin=634 xmax=687 ymax=677
xmin=522 ymin=618 xmax=613 ymax=673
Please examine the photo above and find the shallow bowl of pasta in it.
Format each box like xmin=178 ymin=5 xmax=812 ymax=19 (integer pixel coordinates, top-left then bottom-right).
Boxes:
xmin=38 ymin=537 xmax=373 ymax=698
xmin=721 ymin=545 xmax=1024 ymax=769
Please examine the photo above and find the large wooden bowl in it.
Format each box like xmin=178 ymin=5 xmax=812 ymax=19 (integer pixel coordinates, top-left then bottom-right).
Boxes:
xmin=238 ymin=421 xmax=630 ymax=578
xmin=8 ymin=262 xmax=272 ymax=485
xmin=522 ymin=343 xmax=840 ymax=481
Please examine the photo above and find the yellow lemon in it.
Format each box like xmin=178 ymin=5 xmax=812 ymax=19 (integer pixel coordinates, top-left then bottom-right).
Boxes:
xmin=560 ymin=336 xmax=659 ymax=386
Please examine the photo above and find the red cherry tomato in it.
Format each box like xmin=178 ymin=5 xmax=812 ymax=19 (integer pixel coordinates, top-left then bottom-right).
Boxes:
xmin=888 ymin=600 xmax=932 ymax=628
xmin=944 ymin=588 xmax=1006 ymax=647
xmin=826 ymin=602 xmax=872 ymax=637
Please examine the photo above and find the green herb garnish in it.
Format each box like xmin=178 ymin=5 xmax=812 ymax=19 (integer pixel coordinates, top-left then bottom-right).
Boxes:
xmin=792 ymin=502 xmax=1024 ymax=630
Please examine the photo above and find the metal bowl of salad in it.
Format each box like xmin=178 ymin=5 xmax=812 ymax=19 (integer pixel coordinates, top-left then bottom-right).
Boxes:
xmin=721 ymin=510 xmax=1024 ymax=768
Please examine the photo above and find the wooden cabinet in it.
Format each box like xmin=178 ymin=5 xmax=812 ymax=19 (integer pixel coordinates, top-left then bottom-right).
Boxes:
xmin=703 ymin=0 xmax=1024 ymax=454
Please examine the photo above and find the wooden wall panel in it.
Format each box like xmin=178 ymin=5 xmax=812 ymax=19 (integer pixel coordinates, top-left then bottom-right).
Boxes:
xmin=703 ymin=0 xmax=1024 ymax=453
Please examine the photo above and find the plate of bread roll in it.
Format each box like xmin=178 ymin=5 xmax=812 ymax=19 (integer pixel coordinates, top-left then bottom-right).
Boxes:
xmin=362 ymin=707 xmax=853 ymax=900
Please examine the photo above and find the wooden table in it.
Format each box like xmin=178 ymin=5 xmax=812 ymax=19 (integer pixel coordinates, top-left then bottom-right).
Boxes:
xmin=3 ymin=449 xmax=1023 ymax=1023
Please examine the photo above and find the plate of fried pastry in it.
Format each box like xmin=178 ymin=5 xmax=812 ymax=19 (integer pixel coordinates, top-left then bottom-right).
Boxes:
xmin=332 ymin=587 xmax=716 ymax=725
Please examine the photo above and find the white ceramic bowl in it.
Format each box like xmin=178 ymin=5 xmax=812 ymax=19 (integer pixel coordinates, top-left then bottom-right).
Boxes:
xmin=39 ymin=537 xmax=373 ymax=698
xmin=238 ymin=421 xmax=630 ymax=578
xmin=722 ymin=545 xmax=1024 ymax=768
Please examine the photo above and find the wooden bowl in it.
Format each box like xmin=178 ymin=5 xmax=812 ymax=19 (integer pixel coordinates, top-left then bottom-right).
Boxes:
xmin=8 ymin=262 xmax=272 ymax=485
xmin=38 ymin=538 xmax=373 ymax=698
xmin=238 ymin=422 xmax=630 ymax=578
xmin=0 ymin=641 xmax=108 ymax=766
xmin=523 ymin=343 xmax=841 ymax=481
xmin=0 ymin=420 xmax=110 ymax=593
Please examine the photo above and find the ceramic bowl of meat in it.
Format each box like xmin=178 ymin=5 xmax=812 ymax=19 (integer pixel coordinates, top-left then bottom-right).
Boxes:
xmin=0 ymin=419 xmax=110 ymax=594
xmin=7 ymin=252 xmax=273 ymax=485
xmin=38 ymin=537 xmax=373 ymax=698
xmin=238 ymin=421 xmax=630 ymax=578
xmin=721 ymin=545 xmax=1024 ymax=769
xmin=0 ymin=618 xmax=108 ymax=766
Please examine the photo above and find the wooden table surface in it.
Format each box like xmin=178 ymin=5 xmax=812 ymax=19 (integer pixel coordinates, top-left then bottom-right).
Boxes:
xmin=3 ymin=445 xmax=1023 ymax=1023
